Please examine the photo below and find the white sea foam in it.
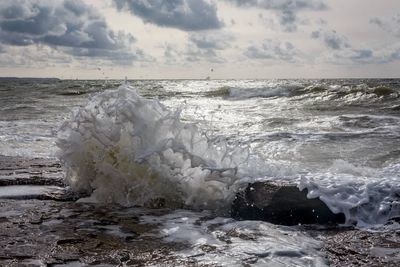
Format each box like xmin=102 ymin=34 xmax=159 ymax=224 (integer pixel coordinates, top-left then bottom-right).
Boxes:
xmin=0 ymin=185 xmax=63 ymax=199
xmin=57 ymin=84 xmax=400 ymax=227
xmin=299 ymin=161 xmax=400 ymax=227
xmin=228 ymin=86 xmax=293 ymax=98
xmin=140 ymin=210 xmax=327 ymax=267
xmin=57 ymin=84 xmax=250 ymax=209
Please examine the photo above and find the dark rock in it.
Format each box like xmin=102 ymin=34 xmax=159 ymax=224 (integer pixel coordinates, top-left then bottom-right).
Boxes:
xmin=56 ymin=237 xmax=84 ymax=245
xmin=117 ymin=250 xmax=130 ymax=262
xmin=231 ymin=181 xmax=345 ymax=225
xmin=307 ymin=227 xmax=400 ymax=267
xmin=30 ymin=216 xmax=43 ymax=224
xmin=0 ymin=176 xmax=65 ymax=187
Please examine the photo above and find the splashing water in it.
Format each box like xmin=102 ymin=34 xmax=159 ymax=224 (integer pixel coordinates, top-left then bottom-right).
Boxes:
xmin=57 ymin=83 xmax=400 ymax=228
xmin=57 ymin=84 xmax=250 ymax=209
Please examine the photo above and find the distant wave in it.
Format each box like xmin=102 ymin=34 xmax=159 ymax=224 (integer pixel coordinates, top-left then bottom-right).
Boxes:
xmin=204 ymin=86 xmax=231 ymax=97
xmin=205 ymin=85 xmax=300 ymax=98
xmin=58 ymin=91 xmax=91 ymax=96
xmin=205 ymin=84 xmax=399 ymax=104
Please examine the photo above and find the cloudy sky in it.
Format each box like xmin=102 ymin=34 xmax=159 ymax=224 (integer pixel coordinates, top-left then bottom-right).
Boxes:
xmin=0 ymin=0 xmax=399 ymax=79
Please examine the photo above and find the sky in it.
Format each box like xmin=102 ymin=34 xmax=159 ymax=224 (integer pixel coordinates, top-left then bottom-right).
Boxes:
xmin=0 ymin=0 xmax=400 ymax=79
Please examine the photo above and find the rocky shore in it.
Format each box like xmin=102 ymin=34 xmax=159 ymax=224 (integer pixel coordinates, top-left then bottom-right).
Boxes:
xmin=0 ymin=156 xmax=399 ymax=266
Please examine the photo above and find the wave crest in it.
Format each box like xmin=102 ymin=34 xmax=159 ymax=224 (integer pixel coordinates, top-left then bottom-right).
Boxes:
xmin=57 ymin=85 xmax=249 ymax=209
xmin=56 ymin=83 xmax=400 ymax=228
xmin=204 ymin=83 xmax=399 ymax=104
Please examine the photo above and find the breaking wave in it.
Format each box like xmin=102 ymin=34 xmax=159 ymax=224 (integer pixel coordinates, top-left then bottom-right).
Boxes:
xmin=205 ymin=85 xmax=299 ymax=98
xmin=57 ymin=84 xmax=400 ymax=227
xmin=299 ymin=161 xmax=400 ymax=227
xmin=57 ymin=84 xmax=251 ymax=210
xmin=205 ymin=83 xmax=399 ymax=105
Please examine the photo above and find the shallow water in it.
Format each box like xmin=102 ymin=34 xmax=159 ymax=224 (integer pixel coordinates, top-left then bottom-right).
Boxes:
xmin=0 ymin=185 xmax=62 ymax=198
xmin=140 ymin=209 xmax=326 ymax=266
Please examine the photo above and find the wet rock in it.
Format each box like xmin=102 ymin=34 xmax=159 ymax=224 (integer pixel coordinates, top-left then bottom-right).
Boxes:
xmin=56 ymin=237 xmax=84 ymax=245
xmin=231 ymin=181 xmax=345 ymax=225
xmin=117 ymin=250 xmax=130 ymax=262
xmin=41 ymin=189 xmax=86 ymax=202
xmin=29 ymin=216 xmax=43 ymax=225
xmin=0 ymin=176 xmax=65 ymax=187
xmin=1 ymin=156 xmax=399 ymax=266
xmin=307 ymin=227 xmax=400 ymax=267
xmin=0 ymin=217 xmax=9 ymax=223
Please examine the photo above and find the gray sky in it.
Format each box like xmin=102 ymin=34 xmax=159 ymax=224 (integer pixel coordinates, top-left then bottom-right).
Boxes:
xmin=0 ymin=0 xmax=399 ymax=79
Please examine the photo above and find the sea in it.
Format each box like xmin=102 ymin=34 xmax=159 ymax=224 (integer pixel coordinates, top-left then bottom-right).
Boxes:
xmin=1 ymin=78 xmax=400 ymax=266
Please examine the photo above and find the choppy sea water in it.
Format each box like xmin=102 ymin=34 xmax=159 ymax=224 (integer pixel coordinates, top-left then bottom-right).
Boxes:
xmin=1 ymin=78 xmax=400 ymax=266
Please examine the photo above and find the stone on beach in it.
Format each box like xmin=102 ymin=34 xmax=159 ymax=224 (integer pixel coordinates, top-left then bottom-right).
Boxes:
xmin=231 ymin=181 xmax=346 ymax=225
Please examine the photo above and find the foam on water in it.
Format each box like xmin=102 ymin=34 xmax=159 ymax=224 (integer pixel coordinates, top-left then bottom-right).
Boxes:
xmin=299 ymin=161 xmax=400 ymax=227
xmin=57 ymin=84 xmax=400 ymax=227
xmin=140 ymin=210 xmax=327 ymax=267
xmin=205 ymin=84 xmax=302 ymax=99
xmin=0 ymin=185 xmax=63 ymax=199
xmin=57 ymin=84 xmax=250 ymax=209
xmin=227 ymin=86 xmax=293 ymax=98
xmin=204 ymin=81 xmax=399 ymax=104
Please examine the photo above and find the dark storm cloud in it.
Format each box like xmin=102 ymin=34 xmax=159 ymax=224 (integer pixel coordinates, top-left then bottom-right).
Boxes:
xmin=226 ymin=0 xmax=327 ymax=32
xmin=311 ymin=29 xmax=350 ymax=50
xmin=227 ymin=0 xmax=327 ymax=10
xmin=113 ymin=0 xmax=223 ymax=31
xmin=0 ymin=0 xmax=143 ymax=64
xmin=244 ymin=39 xmax=298 ymax=62
xmin=370 ymin=14 xmax=400 ymax=37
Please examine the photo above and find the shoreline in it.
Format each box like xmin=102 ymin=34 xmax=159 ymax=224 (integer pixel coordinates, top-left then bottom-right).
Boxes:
xmin=0 ymin=156 xmax=399 ymax=266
